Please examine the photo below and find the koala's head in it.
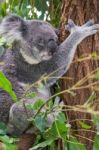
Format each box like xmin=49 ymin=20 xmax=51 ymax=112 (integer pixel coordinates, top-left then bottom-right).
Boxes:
xmin=0 ymin=15 xmax=59 ymax=64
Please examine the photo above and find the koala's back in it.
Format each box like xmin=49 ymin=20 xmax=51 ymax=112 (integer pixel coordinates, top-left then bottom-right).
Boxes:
xmin=0 ymin=49 xmax=24 ymax=123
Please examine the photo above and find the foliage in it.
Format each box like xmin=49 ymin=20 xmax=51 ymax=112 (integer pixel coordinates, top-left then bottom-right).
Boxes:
xmin=0 ymin=0 xmax=60 ymax=27
xmin=0 ymin=135 xmax=18 ymax=150
xmin=0 ymin=72 xmax=17 ymax=102
xmin=0 ymin=122 xmax=18 ymax=150
xmin=0 ymin=63 xmax=98 ymax=150
xmin=0 ymin=0 xmax=99 ymax=150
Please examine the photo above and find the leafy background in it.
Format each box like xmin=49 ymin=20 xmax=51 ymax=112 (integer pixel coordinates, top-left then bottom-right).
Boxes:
xmin=0 ymin=0 xmax=99 ymax=150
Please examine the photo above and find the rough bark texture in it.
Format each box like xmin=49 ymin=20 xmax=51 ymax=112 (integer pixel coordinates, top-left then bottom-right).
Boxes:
xmin=59 ymin=0 xmax=99 ymax=150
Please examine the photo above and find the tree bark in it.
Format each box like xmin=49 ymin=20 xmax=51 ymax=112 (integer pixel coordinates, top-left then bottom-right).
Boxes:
xmin=59 ymin=0 xmax=99 ymax=150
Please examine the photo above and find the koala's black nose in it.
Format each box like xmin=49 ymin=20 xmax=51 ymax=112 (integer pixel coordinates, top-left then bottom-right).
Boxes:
xmin=47 ymin=39 xmax=58 ymax=54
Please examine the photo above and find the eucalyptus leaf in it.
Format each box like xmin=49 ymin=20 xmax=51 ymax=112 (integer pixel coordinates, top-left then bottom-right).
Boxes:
xmin=92 ymin=114 xmax=99 ymax=126
xmin=33 ymin=99 xmax=45 ymax=110
xmin=79 ymin=121 xmax=91 ymax=129
xmin=0 ymin=135 xmax=16 ymax=144
xmin=26 ymin=92 xmax=37 ymax=98
xmin=95 ymin=71 xmax=99 ymax=79
xmin=0 ymin=71 xmax=17 ymax=102
xmin=0 ymin=122 xmax=7 ymax=135
xmin=2 ymin=143 xmax=18 ymax=150
xmin=44 ymin=120 xmax=67 ymax=140
xmin=69 ymin=137 xmax=86 ymax=150
xmin=30 ymin=139 xmax=54 ymax=150
xmin=0 ymin=37 xmax=6 ymax=46
xmin=56 ymin=112 xmax=66 ymax=123
xmin=93 ymin=135 xmax=99 ymax=150
xmin=34 ymin=114 xmax=46 ymax=132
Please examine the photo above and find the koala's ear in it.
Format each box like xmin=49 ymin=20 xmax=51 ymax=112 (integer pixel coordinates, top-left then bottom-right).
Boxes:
xmin=0 ymin=15 xmax=27 ymax=43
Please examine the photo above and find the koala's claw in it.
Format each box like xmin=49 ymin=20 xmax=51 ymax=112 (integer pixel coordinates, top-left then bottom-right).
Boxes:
xmin=65 ymin=19 xmax=76 ymax=32
xmin=90 ymin=24 xmax=99 ymax=30
xmin=84 ymin=24 xmax=99 ymax=36
xmin=83 ymin=19 xmax=94 ymax=27
xmin=68 ymin=19 xmax=76 ymax=27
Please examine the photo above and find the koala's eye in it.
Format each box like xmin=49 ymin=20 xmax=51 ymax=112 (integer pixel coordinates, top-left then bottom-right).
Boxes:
xmin=38 ymin=38 xmax=45 ymax=47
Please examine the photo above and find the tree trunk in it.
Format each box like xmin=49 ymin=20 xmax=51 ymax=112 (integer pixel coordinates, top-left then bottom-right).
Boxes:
xmin=59 ymin=0 xmax=99 ymax=150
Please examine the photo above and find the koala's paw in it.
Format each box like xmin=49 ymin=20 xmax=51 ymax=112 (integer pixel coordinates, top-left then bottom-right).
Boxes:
xmin=65 ymin=19 xmax=99 ymax=36
xmin=81 ymin=23 xmax=99 ymax=39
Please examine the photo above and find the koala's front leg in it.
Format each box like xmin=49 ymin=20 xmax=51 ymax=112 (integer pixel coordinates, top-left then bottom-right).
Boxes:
xmin=7 ymin=86 xmax=52 ymax=136
xmin=46 ymin=20 xmax=99 ymax=86
xmin=59 ymin=19 xmax=99 ymax=69
xmin=7 ymin=99 xmax=36 ymax=136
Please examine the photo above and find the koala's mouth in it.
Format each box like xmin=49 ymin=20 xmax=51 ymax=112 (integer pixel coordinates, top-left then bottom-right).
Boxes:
xmin=40 ymin=51 xmax=52 ymax=61
xmin=41 ymin=54 xmax=52 ymax=61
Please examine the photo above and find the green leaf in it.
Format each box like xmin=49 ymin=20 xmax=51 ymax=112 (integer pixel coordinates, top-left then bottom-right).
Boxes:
xmin=64 ymin=142 xmax=68 ymax=150
xmin=47 ymin=100 xmax=54 ymax=110
xmin=0 ymin=135 xmax=18 ymax=150
xmin=93 ymin=134 xmax=99 ymax=150
xmin=34 ymin=114 xmax=46 ymax=132
xmin=95 ymin=71 xmax=99 ymax=79
xmin=0 ymin=122 xmax=7 ymax=135
xmin=54 ymin=120 xmax=67 ymax=139
xmin=33 ymin=135 xmax=41 ymax=146
xmin=79 ymin=121 xmax=91 ymax=129
xmin=49 ymin=141 xmax=58 ymax=150
xmin=92 ymin=114 xmax=99 ymax=126
xmin=69 ymin=136 xmax=86 ymax=150
xmin=44 ymin=120 xmax=67 ymax=140
xmin=0 ymin=72 xmax=17 ymax=102
xmin=0 ymin=135 xmax=10 ymax=144
xmin=91 ymin=52 xmax=99 ymax=60
xmin=30 ymin=139 xmax=54 ymax=150
xmin=2 ymin=143 xmax=18 ymax=150
xmin=0 ymin=37 xmax=6 ymax=46
xmin=26 ymin=92 xmax=37 ymax=98
xmin=0 ymin=135 xmax=14 ymax=144
xmin=26 ymin=99 xmax=45 ymax=111
xmin=56 ymin=112 xmax=66 ymax=123
xmin=33 ymin=99 xmax=45 ymax=110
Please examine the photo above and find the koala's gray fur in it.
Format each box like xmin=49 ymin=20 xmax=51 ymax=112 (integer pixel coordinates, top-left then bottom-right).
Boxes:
xmin=0 ymin=15 xmax=99 ymax=136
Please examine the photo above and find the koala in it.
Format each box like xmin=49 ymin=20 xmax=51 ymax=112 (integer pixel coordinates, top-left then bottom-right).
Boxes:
xmin=0 ymin=15 xmax=99 ymax=136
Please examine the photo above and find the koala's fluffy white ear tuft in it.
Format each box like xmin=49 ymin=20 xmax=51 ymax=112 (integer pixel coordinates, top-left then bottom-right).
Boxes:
xmin=0 ymin=15 xmax=26 ymax=43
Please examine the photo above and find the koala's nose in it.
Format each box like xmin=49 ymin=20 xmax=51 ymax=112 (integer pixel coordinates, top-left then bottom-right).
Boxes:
xmin=47 ymin=39 xmax=58 ymax=54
